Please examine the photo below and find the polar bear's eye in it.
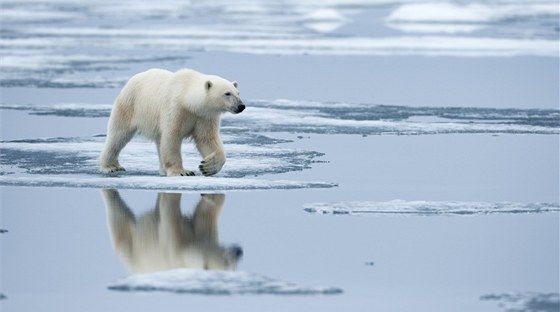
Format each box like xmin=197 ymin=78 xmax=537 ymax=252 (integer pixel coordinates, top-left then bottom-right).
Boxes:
xmin=225 ymin=92 xmax=232 ymax=96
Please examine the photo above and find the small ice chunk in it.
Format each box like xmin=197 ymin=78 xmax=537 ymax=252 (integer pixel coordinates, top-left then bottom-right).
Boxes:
xmin=480 ymin=292 xmax=559 ymax=312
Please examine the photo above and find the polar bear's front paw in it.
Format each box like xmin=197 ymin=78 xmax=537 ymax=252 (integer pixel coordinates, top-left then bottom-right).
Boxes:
xmin=199 ymin=154 xmax=225 ymax=177
xmin=101 ymin=164 xmax=126 ymax=174
xmin=166 ymin=168 xmax=195 ymax=177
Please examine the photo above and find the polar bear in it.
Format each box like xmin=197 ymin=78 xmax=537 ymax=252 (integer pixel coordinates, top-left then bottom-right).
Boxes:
xmin=101 ymin=190 xmax=242 ymax=273
xmin=99 ymin=68 xmax=245 ymax=176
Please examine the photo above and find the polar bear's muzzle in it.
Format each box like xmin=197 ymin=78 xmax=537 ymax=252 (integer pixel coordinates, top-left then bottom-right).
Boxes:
xmin=233 ymin=102 xmax=246 ymax=114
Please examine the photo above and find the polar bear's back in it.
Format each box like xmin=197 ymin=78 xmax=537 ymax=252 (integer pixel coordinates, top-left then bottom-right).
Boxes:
xmin=112 ymin=69 xmax=174 ymax=138
xmin=118 ymin=68 xmax=215 ymax=111
xmin=117 ymin=68 xmax=174 ymax=110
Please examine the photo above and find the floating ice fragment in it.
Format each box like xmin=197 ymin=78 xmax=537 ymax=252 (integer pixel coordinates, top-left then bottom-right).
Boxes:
xmin=303 ymin=200 xmax=560 ymax=216
xmin=480 ymin=292 xmax=560 ymax=312
xmin=303 ymin=9 xmax=347 ymax=33
xmin=108 ymin=269 xmax=342 ymax=295
xmin=0 ymin=175 xmax=337 ymax=192
xmin=386 ymin=3 xmax=559 ymax=24
xmin=385 ymin=2 xmax=559 ymax=36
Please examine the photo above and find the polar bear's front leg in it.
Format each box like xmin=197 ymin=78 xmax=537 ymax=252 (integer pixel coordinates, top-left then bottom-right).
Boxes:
xmin=159 ymin=134 xmax=195 ymax=176
xmin=196 ymin=137 xmax=226 ymax=177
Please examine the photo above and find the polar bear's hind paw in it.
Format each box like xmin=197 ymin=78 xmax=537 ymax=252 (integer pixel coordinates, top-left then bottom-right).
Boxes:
xmin=101 ymin=164 xmax=126 ymax=174
xmin=166 ymin=168 xmax=195 ymax=176
xmin=180 ymin=170 xmax=196 ymax=177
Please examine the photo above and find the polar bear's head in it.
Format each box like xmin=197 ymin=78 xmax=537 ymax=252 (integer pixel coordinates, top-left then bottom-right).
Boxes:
xmin=205 ymin=78 xmax=245 ymax=115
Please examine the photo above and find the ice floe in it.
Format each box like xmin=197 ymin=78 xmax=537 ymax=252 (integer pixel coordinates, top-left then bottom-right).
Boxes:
xmin=480 ymin=292 xmax=559 ymax=312
xmin=0 ymin=133 xmax=334 ymax=191
xmin=0 ymin=175 xmax=336 ymax=192
xmin=303 ymin=200 xmax=560 ymax=216
xmin=1 ymin=0 xmax=557 ymax=87
xmin=108 ymin=269 xmax=342 ymax=295
xmin=0 ymin=103 xmax=112 ymax=117
xmin=3 ymin=100 xmax=558 ymax=136
xmin=386 ymin=2 xmax=559 ymax=36
xmin=230 ymin=100 xmax=559 ymax=135
xmin=0 ymin=133 xmax=324 ymax=176
xmin=0 ymin=114 xmax=335 ymax=191
xmin=386 ymin=3 xmax=558 ymax=24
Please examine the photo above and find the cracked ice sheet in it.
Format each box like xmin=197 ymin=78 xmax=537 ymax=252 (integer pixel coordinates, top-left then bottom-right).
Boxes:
xmin=2 ymin=100 xmax=558 ymax=136
xmin=108 ymin=269 xmax=342 ymax=295
xmin=0 ymin=136 xmax=335 ymax=191
xmin=227 ymin=100 xmax=559 ymax=135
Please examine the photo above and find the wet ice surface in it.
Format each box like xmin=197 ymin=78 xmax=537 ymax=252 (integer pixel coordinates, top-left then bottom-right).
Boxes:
xmin=303 ymin=200 xmax=560 ymax=216
xmin=109 ymin=269 xmax=342 ymax=295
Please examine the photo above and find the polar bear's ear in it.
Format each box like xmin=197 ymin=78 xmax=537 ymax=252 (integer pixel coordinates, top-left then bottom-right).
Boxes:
xmin=205 ymin=81 xmax=213 ymax=91
xmin=233 ymin=81 xmax=238 ymax=88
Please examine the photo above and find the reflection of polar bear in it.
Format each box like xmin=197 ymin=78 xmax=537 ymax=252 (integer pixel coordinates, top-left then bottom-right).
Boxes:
xmin=101 ymin=190 xmax=242 ymax=273
xmin=99 ymin=68 xmax=245 ymax=176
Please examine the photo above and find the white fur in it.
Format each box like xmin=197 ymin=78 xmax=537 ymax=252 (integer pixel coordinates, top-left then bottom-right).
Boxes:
xmin=99 ymin=68 xmax=244 ymax=176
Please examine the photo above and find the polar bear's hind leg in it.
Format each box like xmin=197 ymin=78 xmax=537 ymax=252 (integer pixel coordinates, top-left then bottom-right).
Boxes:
xmin=100 ymin=124 xmax=136 ymax=174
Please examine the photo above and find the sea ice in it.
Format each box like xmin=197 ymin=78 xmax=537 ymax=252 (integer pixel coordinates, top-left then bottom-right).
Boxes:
xmin=0 ymin=133 xmax=324 ymax=175
xmin=303 ymin=200 xmax=560 ymax=216
xmin=0 ymin=112 xmax=335 ymax=190
xmin=1 ymin=0 xmax=558 ymax=87
xmin=108 ymin=268 xmax=342 ymax=295
xmin=3 ymin=101 xmax=558 ymax=136
xmin=480 ymin=292 xmax=560 ymax=312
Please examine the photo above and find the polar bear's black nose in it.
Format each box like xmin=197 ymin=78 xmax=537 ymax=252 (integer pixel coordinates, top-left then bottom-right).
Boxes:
xmin=232 ymin=246 xmax=243 ymax=258
xmin=237 ymin=104 xmax=246 ymax=113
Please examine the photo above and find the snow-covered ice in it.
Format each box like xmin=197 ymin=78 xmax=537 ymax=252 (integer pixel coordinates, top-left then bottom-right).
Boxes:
xmin=0 ymin=133 xmax=334 ymax=191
